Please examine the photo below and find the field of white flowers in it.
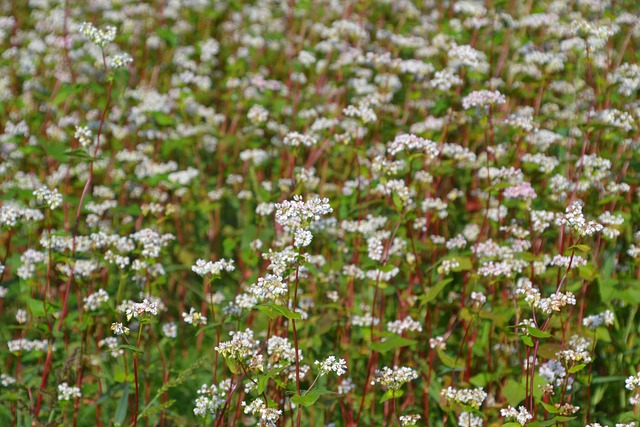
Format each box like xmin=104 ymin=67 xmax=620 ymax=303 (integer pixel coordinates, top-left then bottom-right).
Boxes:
xmin=1 ymin=0 xmax=640 ymax=426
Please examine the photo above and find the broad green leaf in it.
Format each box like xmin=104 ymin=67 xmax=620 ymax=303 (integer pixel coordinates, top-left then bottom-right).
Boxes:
xmin=291 ymin=390 xmax=323 ymax=407
xmin=369 ymin=336 xmax=416 ymax=353
xmin=117 ymin=344 xmax=144 ymax=354
xmin=421 ymin=278 xmax=453 ymax=304
xmin=526 ymin=326 xmax=551 ymax=339
xmin=379 ymin=389 xmax=404 ymax=403
xmin=114 ymin=382 xmax=129 ymax=426
xmin=437 ymin=350 xmax=464 ymax=369
xmin=26 ymin=297 xmax=46 ymax=317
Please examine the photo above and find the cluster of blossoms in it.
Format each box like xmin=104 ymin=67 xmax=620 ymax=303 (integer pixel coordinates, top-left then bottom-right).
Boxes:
xmin=215 ymin=329 xmax=260 ymax=364
xmin=33 ymin=186 xmax=63 ymax=210
xmin=124 ymin=299 xmax=159 ymax=320
xmin=241 ymin=399 xmax=282 ymax=426
xmin=274 ymin=196 xmax=332 ymax=248
xmin=370 ymin=366 xmax=418 ymax=390
xmin=441 ymin=386 xmax=487 ymax=410
xmin=182 ymin=307 xmax=207 ymax=326
xmin=583 ymin=310 xmax=615 ymax=329
xmin=555 ymin=201 xmax=603 ymax=236
xmin=314 ymin=356 xmax=347 ymax=376
xmin=193 ymin=382 xmax=228 ymax=418
xmin=501 ymin=406 xmax=533 ymax=425
xmin=78 ymin=22 xmax=116 ymax=47
xmin=1 ymin=0 xmax=640 ymax=423
xmin=57 ymin=382 xmax=81 ymax=401
xmin=191 ymin=258 xmax=235 ymax=276
xmin=462 ymin=90 xmax=506 ymax=110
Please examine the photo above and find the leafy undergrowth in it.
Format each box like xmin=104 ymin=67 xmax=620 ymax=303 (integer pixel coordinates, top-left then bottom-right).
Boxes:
xmin=1 ymin=1 xmax=640 ymax=426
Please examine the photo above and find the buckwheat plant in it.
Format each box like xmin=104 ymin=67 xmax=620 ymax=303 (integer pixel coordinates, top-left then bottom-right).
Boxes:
xmin=2 ymin=0 xmax=640 ymax=426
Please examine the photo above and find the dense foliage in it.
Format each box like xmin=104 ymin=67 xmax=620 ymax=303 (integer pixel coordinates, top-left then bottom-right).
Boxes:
xmin=1 ymin=0 xmax=640 ymax=426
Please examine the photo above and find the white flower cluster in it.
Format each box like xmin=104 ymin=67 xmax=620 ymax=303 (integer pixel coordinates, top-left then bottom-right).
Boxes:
xmin=275 ymin=195 xmax=332 ymax=248
xmin=386 ymin=134 xmax=439 ymax=158
xmin=15 ymin=309 xmax=27 ymax=324
xmin=458 ymin=411 xmax=484 ymax=427
xmin=215 ymin=329 xmax=260 ymax=363
xmin=283 ymin=131 xmax=317 ymax=147
xmin=429 ymin=336 xmax=447 ymax=350
xmin=248 ymin=274 xmax=287 ymax=301
xmin=1 ymin=374 xmax=16 ymax=387
xmin=242 ymin=399 xmax=282 ymax=425
xmin=193 ymin=381 xmax=229 ymax=417
xmin=83 ymin=289 xmax=109 ymax=311
xmin=1 ymin=203 xmax=44 ymax=227
xmin=625 ymin=373 xmax=640 ymax=391
xmin=125 ymin=298 xmax=159 ymax=320
xmin=399 ymin=414 xmax=422 ymax=426
xmin=441 ymin=386 xmax=487 ymax=409
xmin=387 ymin=316 xmax=423 ymax=334
xmin=162 ymin=322 xmax=177 ymax=338
xmin=33 ymin=186 xmax=63 ymax=210
xmin=370 ymin=366 xmax=418 ymax=390
xmin=555 ymin=201 xmax=603 ymax=236
xmin=247 ymin=104 xmax=268 ymax=124
xmin=556 ymin=335 xmax=592 ymax=364
xmin=8 ymin=339 xmax=50 ymax=353
xmin=99 ymin=337 xmax=123 ymax=358
xmin=57 ymin=382 xmax=81 ymax=401
xmin=582 ymin=310 xmax=614 ymax=329
xmin=74 ymin=126 xmax=92 ymax=148
xmin=182 ymin=307 xmax=207 ymax=326
xmin=315 ymin=356 xmax=347 ymax=376
xmin=462 ymin=90 xmax=506 ymax=110
xmin=438 ymin=258 xmax=460 ymax=275
xmin=538 ymin=291 xmax=576 ymax=314
xmin=609 ymin=63 xmax=640 ymax=96
xmin=79 ymin=22 xmax=116 ymax=48
xmin=191 ymin=258 xmax=235 ymax=276
xmin=501 ymin=405 xmax=532 ymax=425
xmin=110 ymin=322 xmax=130 ymax=335
xmin=539 ymin=360 xmax=568 ymax=389
xmin=109 ymin=53 xmax=133 ymax=69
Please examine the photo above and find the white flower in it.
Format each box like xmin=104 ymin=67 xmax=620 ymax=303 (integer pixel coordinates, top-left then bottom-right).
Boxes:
xmin=315 ymin=356 xmax=347 ymax=376
xmin=57 ymin=382 xmax=81 ymax=401
xmin=182 ymin=307 xmax=207 ymax=326
xmin=501 ymin=405 xmax=532 ymax=425
xmin=79 ymin=22 xmax=116 ymax=48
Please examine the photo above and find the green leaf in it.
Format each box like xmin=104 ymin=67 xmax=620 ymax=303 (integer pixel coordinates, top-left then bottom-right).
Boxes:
xmin=578 ymin=264 xmax=597 ymax=281
xmin=503 ymin=378 xmax=527 ymax=406
xmin=591 ymin=375 xmax=625 ymax=384
xmin=255 ymin=303 xmax=302 ymax=320
xmin=526 ymin=326 xmax=551 ymax=339
xmin=453 ymin=257 xmax=472 ymax=272
xmin=291 ymin=390 xmax=322 ymax=407
xmin=51 ymin=84 xmax=80 ymax=106
xmin=65 ymin=149 xmax=94 ymax=161
xmin=421 ymin=278 xmax=453 ymax=304
xmin=369 ymin=336 xmax=416 ymax=353
xmin=157 ymin=27 xmax=178 ymax=47
xmin=26 ymin=297 xmax=46 ymax=317
xmin=117 ymin=344 xmax=144 ymax=354
xmin=437 ymin=350 xmax=465 ymax=369
xmin=568 ymin=363 xmax=587 ymax=374
xmin=539 ymin=401 xmax=560 ymax=413
xmin=151 ymin=112 xmax=175 ymax=126
xmin=224 ymin=357 xmax=240 ymax=374
xmin=379 ymin=389 xmax=404 ymax=403
xmin=113 ymin=382 xmax=129 ymax=426
xmin=567 ymin=244 xmax=590 ymax=253
xmin=520 ymin=334 xmax=534 ymax=347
